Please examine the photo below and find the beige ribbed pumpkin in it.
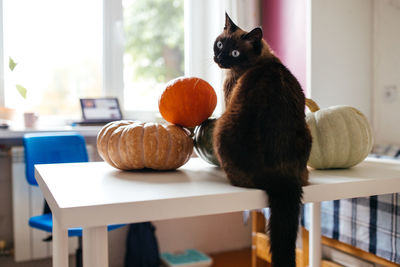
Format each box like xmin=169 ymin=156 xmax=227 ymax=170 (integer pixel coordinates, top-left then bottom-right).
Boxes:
xmin=305 ymin=99 xmax=373 ymax=169
xmin=97 ymin=120 xmax=193 ymax=170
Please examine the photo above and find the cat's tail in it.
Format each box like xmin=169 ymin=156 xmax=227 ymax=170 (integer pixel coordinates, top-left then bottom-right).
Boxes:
xmin=258 ymin=176 xmax=303 ymax=267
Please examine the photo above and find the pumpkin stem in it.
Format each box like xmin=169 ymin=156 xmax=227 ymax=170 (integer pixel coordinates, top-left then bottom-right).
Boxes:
xmin=305 ymin=98 xmax=320 ymax=112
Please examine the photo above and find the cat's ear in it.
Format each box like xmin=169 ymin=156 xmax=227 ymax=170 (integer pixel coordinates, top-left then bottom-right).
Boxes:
xmin=244 ymin=27 xmax=263 ymax=42
xmin=224 ymin=12 xmax=238 ymax=33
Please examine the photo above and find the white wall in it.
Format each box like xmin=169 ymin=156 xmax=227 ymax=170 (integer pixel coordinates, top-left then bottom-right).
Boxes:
xmin=372 ymin=0 xmax=400 ymax=145
xmin=154 ymin=212 xmax=251 ymax=254
xmin=309 ymin=0 xmax=400 ymax=146
xmin=308 ymin=0 xmax=373 ymax=120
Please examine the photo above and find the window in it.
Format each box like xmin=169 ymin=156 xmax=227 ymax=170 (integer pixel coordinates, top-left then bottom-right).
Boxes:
xmin=123 ymin=0 xmax=184 ymax=112
xmin=0 ymin=0 xmax=226 ymax=123
xmin=2 ymin=0 xmax=102 ymax=117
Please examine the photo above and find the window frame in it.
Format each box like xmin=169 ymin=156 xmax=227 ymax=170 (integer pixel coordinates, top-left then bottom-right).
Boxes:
xmin=102 ymin=0 xmax=124 ymax=108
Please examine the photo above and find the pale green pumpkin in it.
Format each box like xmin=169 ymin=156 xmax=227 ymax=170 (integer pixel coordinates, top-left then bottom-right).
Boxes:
xmin=305 ymin=99 xmax=373 ymax=169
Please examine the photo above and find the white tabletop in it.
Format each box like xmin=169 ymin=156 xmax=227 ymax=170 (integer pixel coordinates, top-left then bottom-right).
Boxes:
xmin=34 ymin=157 xmax=400 ymax=229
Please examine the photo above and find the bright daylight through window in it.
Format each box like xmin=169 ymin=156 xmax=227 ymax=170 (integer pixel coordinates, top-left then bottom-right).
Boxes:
xmin=3 ymin=0 xmax=102 ymax=117
xmin=2 ymin=0 xmax=184 ymax=120
xmin=123 ymin=0 xmax=184 ymax=112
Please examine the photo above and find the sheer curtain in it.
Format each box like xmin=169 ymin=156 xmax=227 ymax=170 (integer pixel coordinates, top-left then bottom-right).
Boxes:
xmin=226 ymin=0 xmax=262 ymax=32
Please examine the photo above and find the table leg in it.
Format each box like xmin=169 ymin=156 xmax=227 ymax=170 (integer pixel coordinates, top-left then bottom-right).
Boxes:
xmin=52 ymin=215 xmax=69 ymax=267
xmin=83 ymin=226 xmax=108 ymax=267
xmin=309 ymin=202 xmax=321 ymax=267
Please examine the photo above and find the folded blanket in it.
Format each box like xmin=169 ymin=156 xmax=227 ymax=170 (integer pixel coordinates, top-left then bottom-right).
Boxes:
xmin=302 ymin=193 xmax=400 ymax=264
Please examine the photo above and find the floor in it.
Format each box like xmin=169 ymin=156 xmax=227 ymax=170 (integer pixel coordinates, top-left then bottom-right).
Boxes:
xmin=0 ymin=255 xmax=76 ymax=267
xmin=0 ymin=249 xmax=253 ymax=267
xmin=210 ymin=248 xmax=253 ymax=267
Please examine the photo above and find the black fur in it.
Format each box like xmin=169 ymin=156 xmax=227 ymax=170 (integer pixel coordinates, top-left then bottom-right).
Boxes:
xmin=213 ymin=14 xmax=312 ymax=267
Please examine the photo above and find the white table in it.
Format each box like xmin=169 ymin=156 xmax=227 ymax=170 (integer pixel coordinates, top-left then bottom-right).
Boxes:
xmin=34 ymin=157 xmax=400 ymax=267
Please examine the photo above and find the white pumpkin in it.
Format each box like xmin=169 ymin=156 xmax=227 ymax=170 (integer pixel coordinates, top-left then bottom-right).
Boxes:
xmin=305 ymin=99 xmax=373 ymax=169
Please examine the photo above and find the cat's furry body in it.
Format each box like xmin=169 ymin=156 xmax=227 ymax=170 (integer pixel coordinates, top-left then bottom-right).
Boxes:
xmin=213 ymin=14 xmax=312 ymax=267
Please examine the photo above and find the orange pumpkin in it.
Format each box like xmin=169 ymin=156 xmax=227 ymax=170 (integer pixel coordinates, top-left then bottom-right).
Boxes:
xmin=97 ymin=120 xmax=193 ymax=170
xmin=158 ymin=77 xmax=217 ymax=127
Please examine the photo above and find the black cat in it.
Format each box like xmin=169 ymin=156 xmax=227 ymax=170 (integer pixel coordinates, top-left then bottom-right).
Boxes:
xmin=213 ymin=13 xmax=312 ymax=267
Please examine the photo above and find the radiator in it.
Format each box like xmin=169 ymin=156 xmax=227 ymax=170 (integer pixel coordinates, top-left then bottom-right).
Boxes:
xmin=11 ymin=145 xmax=95 ymax=262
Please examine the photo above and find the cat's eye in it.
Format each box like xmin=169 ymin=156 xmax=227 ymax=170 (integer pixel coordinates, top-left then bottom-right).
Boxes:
xmin=232 ymin=50 xmax=240 ymax=57
xmin=217 ymin=41 xmax=223 ymax=49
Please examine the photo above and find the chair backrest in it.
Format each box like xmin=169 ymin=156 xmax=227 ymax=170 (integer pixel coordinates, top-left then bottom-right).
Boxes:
xmin=23 ymin=132 xmax=89 ymax=186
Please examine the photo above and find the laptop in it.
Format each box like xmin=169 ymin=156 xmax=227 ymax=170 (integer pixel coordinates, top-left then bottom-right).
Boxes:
xmin=74 ymin=97 xmax=123 ymax=125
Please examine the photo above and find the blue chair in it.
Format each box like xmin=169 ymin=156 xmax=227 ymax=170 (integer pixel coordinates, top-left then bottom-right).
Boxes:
xmin=23 ymin=132 xmax=125 ymax=266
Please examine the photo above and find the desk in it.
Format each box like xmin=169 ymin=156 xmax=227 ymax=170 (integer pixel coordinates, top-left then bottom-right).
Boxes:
xmin=0 ymin=125 xmax=101 ymax=146
xmin=34 ymin=157 xmax=400 ymax=267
